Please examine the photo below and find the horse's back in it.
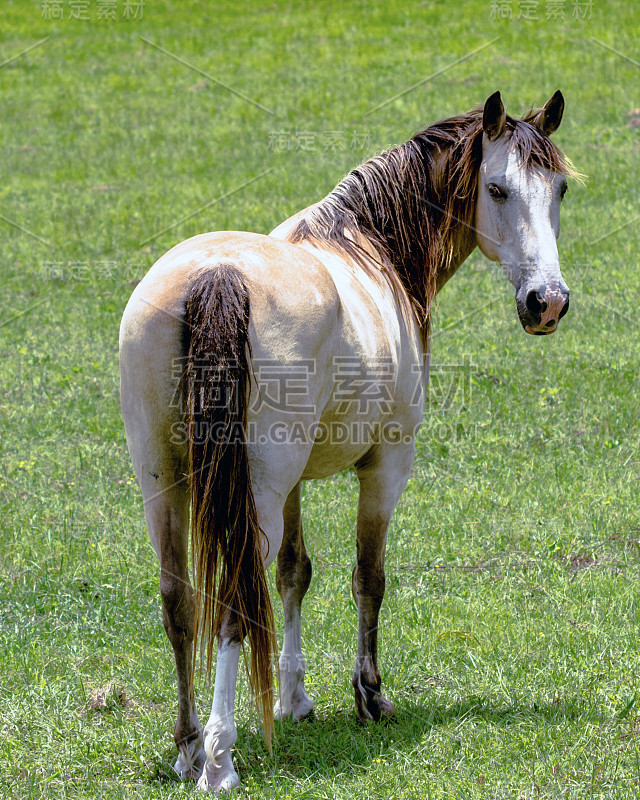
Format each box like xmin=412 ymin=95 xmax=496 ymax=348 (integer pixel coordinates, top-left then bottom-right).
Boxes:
xmin=120 ymin=230 xmax=339 ymax=350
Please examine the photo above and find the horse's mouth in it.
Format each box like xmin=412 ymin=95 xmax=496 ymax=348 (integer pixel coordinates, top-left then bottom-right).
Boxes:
xmin=525 ymin=322 xmax=558 ymax=335
xmin=517 ymin=291 xmax=569 ymax=335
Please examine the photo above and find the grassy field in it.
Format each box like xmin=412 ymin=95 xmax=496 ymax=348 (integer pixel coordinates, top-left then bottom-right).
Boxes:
xmin=1 ymin=0 xmax=640 ymax=797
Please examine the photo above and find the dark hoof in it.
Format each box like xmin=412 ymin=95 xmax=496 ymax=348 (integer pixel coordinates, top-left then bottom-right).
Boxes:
xmin=378 ymin=696 xmax=396 ymax=719
xmin=354 ymin=684 xmax=396 ymax=724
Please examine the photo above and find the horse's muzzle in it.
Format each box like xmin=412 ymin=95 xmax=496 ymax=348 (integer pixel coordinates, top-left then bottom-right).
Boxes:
xmin=517 ymin=286 xmax=570 ymax=335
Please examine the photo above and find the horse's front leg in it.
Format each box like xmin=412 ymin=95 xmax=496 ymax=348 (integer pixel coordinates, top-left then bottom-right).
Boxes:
xmin=352 ymin=443 xmax=414 ymax=722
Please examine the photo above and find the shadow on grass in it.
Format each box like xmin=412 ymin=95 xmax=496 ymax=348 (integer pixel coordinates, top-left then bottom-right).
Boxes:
xmin=225 ymin=692 xmax=606 ymax=782
xmin=148 ymin=692 xmax=606 ymax=786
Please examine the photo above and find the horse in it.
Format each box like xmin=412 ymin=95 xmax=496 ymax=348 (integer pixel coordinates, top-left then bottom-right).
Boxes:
xmin=119 ymin=90 xmax=574 ymax=792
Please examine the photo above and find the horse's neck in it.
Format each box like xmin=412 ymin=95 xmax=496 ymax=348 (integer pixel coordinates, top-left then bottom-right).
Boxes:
xmin=435 ymin=227 xmax=477 ymax=294
xmin=431 ymin=147 xmax=478 ymax=294
xmin=270 ymin=176 xmax=478 ymax=298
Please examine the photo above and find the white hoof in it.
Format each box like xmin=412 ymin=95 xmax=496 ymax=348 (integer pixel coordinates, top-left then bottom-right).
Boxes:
xmin=273 ymin=696 xmax=290 ymax=721
xmin=198 ymin=720 xmax=239 ymax=792
xmin=197 ymin=751 xmax=240 ymax=793
xmin=274 ymin=687 xmax=314 ymax=721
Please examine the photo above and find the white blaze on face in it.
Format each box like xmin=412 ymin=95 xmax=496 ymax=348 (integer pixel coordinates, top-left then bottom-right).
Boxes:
xmin=475 ymin=133 xmax=569 ymax=334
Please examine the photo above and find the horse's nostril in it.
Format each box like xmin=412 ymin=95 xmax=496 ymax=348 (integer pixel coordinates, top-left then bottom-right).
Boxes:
xmin=546 ymin=319 xmax=556 ymax=328
xmin=525 ymin=290 xmax=543 ymax=317
xmin=558 ymin=297 xmax=570 ymax=320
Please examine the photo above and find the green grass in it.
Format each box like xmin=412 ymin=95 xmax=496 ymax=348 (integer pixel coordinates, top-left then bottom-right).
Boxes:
xmin=1 ymin=0 xmax=640 ymax=797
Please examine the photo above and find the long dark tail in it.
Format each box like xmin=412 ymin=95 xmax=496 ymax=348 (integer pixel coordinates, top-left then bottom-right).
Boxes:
xmin=184 ymin=264 xmax=276 ymax=749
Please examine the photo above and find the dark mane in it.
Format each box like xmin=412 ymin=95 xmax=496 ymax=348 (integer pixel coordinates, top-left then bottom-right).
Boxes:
xmin=288 ymin=107 xmax=575 ymax=337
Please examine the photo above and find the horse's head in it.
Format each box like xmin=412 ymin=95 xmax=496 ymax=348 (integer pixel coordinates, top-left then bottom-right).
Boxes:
xmin=475 ymin=91 xmax=570 ymax=335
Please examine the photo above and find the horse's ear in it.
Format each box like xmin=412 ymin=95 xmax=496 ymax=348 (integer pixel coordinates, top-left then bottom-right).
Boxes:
xmin=483 ymin=91 xmax=506 ymax=142
xmin=532 ymin=90 xmax=564 ymax=136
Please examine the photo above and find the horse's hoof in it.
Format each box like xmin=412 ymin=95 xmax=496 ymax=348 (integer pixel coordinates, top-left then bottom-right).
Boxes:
xmin=197 ymin=753 xmax=240 ymax=793
xmin=174 ymin=749 xmax=206 ymax=780
xmin=274 ymin=689 xmax=315 ymax=722
xmin=355 ymin=688 xmax=396 ymax=724
xmin=174 ymin=735 xmax=207 ymax=780
xmin=198 ymin=721 xmax=239 ymax=792
xmin=378 ymin=696 xmax=396 ymax=719
xmin=273 ymin=698 xmax=290 ymax=721
xmin=292 ymin=693 xmax=315 ymax=721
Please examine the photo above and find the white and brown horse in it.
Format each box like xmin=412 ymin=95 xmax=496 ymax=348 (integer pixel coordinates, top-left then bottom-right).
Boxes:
xmin=119 ymin=91 xmax=573 ymax=791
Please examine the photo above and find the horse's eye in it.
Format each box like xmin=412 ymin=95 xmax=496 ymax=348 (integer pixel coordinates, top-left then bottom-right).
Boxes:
xmin=560 ymin=183 xmax=568 ymax=200
xmin=488 ymin=183 xmax=507 ymax=200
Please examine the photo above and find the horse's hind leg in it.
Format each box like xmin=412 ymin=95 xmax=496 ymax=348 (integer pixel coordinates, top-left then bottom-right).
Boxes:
xmin=120 ymin=283 xmax=206 ymax=779
xmin=351 ymin=444 xmax=414 ymax=722
xmin=197 ymin=620 xmax=242 ymax=792
xmin=198 ymin=487 xmax=287 ymax=792
xmin=121 ymin=398 xmax=205 ymax=773
xmin=145 ymin=482 xmax=207 ymax=779
xmin=274 ymin=482 xmax=314 ymax=721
